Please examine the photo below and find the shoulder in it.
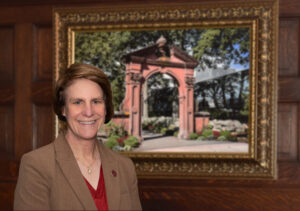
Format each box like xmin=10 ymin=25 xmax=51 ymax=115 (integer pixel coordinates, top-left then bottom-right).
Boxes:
xmin=20 ymin=143 xmax=55 ymax=177
xmin=22 ymin=143 xmax=55 ymax=163
xmin=99 ymin=142 xmax=135 ymax=170
xmin=15 ymin=144 xmax=55 ymax=210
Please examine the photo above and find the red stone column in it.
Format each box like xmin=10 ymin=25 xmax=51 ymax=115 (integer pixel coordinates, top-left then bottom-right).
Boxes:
xmin=177 ymin=73 xmax=195 ymax=139
xmin=178 ymin=94 xmax=186 ymax=139
xmin=194 ymin=112 xmax=210 ymax=134
xmin=120 ymin=63 xmax=143 ymax=141
xmin=183 ymin=76 xmax=195 ymax=139
xmin=120 ymin=71 xmax=132 ymax=114
xmin=128 ymin=72 xmax=143 ymax=141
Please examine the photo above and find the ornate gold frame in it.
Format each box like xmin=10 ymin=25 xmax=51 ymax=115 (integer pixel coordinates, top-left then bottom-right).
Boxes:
xmin=54 ymin=0 xmax=278 ymax=179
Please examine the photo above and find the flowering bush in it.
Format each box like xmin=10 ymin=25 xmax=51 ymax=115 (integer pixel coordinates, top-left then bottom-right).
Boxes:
xmin=104 ymin=135 xmax=140 ymax=151
xmin=173 ymin=131 xmax=179 ymax=137
xmin=196 ymin=126 xmax=237 ymax=142
xmin=124 ymin=136 xmax=140 ymax=147
xmin=212 ymin=130 xmax=221 ymax=138
xmin=196 ymin=131 xmax=202 ymax=136
xmin=142 ymin=117 xmax=176 ymax=134
xmin=116 ymin=136 xmax=128 ymax=147
xmin=202 ymin=129 xmax=213 ymax=139
xmin=189 ymin=133 xmax=198 ymax=140
xmin=104 ymin=135 xmax=119 ymax=149
xmin=104 ymin=122 xmax=127 ymax=138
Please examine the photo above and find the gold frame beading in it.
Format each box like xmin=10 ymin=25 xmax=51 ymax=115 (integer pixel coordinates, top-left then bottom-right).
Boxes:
xmin=54 ymin=0 xmax=278 ymax=179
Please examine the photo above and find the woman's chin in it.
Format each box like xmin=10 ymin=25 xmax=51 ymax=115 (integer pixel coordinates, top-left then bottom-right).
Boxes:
xmin=73 ymin=131 xmax=98 ymax=141
xmin=66 ymin=127 xmax=100 ymax=141
xmin=81 ymin=134 xmax=97 ymax=140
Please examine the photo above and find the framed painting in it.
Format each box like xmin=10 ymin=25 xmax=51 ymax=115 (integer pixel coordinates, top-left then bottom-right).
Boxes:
xmin=54 ymin=0 xmax=278 ymax=179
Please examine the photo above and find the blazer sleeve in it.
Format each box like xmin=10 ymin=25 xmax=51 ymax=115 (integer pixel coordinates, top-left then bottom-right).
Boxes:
xmin=128 ymin=159 xmax=142 ymax=210
xmin=14 ymin=153 xmax=50 ymax=210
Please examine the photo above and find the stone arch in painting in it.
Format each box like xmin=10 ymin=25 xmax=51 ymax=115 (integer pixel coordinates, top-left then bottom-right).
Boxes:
xmin=120 ymin=36 xmax=198 ymax=140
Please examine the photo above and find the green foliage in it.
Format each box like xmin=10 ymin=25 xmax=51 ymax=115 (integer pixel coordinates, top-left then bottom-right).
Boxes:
xmin=202 ymin=129 xmax=213 ymax=138
xmin=124 ymin=136 xmax=140 ymax=147
xmin=142 ymin=117 xmax=174 ymax=135
xmin=220 ymin=130 xmax=231 ymax=139
xmin=228 ymin=135 xmax=237 ymax=142
xmin=104 ymin=135 xmax=119 ymax=149
xmin=197 ymin=136 xmax=206 ymax=140
xmin=159 ymin=127 xmax=175 ymax=136
xmin=105 ymin=135 xmax=140 ymax=150
xmin=154 ymin=122 xmax=164 ymax=133
xmin=240 ymin=90 xmax=249 ymax=116
xmin=108 ymin=135 xmax=121 ymax=142
xmin=194 ymin=52 xmax=250 ymax=124
xmin=123 ymin=145 xmax=132 ymax=151
xmin=193 ymin=28 xmax=249 ymax=70
xmin=189 ymin=133 xmax=198 ymax=140
xmin=217 ymin=136 xmax=227 ymax=141
xmin=173 ymin=131 xmax=179 ymax=137
xmin=75 ymin=32 xmax=130 ymax=109
xmin=142 ymin=120 xmax=152 ymax=131
xmin=104 ymin=122 xmax=127 ymax=138
xmin=160 ymin=128 xmax=168 ymax=135
xmin=217 ymin=130 xmax=237 ymax=142
xmin=209 ymin=110 xmax=230 ymax=120
xmin=142 ymin=122 xmax=148 ymax=130
xmin=111 ymin=77 xmax=125 ymax=110
xmin=168 ymin=124 xmax=176 ymax=130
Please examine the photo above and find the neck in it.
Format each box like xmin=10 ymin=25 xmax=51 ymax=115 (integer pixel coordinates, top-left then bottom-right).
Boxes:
xmin=65 ymin=130 xmax=98 ymax=160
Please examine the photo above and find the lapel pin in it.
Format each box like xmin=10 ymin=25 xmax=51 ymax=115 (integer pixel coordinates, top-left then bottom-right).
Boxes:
xmin=112 ymin=170 xmax=117 ymax=177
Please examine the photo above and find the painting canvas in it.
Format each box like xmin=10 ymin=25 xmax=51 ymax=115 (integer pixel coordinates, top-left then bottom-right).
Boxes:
xmin=74 ymin=27 xmax=250 ymax=153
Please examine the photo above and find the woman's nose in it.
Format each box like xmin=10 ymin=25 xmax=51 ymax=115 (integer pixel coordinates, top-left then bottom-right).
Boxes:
xmin=83 ymin=103 xmax=93 ymax=116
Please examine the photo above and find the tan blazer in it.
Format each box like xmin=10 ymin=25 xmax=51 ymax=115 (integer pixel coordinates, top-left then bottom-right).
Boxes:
xmin=14 ymin=133 xmax=142 ymax=210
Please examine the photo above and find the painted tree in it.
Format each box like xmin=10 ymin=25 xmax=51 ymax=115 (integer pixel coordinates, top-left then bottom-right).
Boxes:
xmin=193 ymin=28 xmax=250 ymax=121
xmin=193 ymin=28 xmax=249 ymax=70
xmin=75 ymin=31 xmax=131 ymax=110
xmin=75 ymin=27 xmax=249 ymax=114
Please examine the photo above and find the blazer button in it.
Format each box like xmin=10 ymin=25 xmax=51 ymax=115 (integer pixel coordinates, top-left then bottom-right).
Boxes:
xmin=112 ymin=170 xmax=117 ymax=177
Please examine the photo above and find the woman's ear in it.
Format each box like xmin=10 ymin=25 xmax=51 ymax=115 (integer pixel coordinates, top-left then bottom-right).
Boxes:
xmin=62 ymin=106 xmax=66 ymax=117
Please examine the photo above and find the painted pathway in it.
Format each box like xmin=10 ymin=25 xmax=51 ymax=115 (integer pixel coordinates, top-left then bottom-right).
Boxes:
xmin=132 ymin=131 xmax=248 ymax=153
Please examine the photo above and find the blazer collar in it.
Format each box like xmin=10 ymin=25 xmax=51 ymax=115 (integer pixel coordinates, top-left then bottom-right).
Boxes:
xmin=97 ymin=141 xmax=121 ymax=210
xmin=53 ymin=132 xmax=97 ymax=210
xmin=54 ymin=132 xmax=121 ymax=210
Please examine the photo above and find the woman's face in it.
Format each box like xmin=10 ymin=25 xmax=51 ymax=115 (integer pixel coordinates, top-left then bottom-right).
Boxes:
xmin=62 ymin=78 xmax=106 ymax=141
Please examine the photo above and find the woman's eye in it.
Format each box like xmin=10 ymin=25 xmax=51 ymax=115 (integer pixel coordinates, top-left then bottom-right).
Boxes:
xmin=73 ymin=101 xmax=82 ymax=105
xmin=93 ymin=99 xmax=104 ymax=104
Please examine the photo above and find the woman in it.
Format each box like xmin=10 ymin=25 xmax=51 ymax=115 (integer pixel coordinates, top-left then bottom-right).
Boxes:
xmin=14 ymin=63 xmax=142 ymax=210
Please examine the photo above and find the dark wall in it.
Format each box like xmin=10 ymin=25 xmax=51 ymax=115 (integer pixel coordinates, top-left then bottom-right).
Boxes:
xmin=0 ymin=0 xmax=300 ymax=210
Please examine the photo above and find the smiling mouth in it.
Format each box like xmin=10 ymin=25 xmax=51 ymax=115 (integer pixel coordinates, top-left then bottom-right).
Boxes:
xmin=78 ymin=120 xmax=97 ymax=125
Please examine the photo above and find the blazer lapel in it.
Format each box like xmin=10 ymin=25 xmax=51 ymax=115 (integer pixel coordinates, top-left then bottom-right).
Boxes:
xmin=98 ymin=141 xmax=121 ymax=210
xmin=53 ymin=133 xmax=97 ymax=211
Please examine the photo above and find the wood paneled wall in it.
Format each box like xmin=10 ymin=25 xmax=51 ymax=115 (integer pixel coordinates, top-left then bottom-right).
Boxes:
xmin=0 ymin=0 xmax=300 ymax=210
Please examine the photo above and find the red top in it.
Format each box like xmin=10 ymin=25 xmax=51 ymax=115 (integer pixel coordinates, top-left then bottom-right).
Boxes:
xmin=84 ymin=166 xmax=108 ymax=211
